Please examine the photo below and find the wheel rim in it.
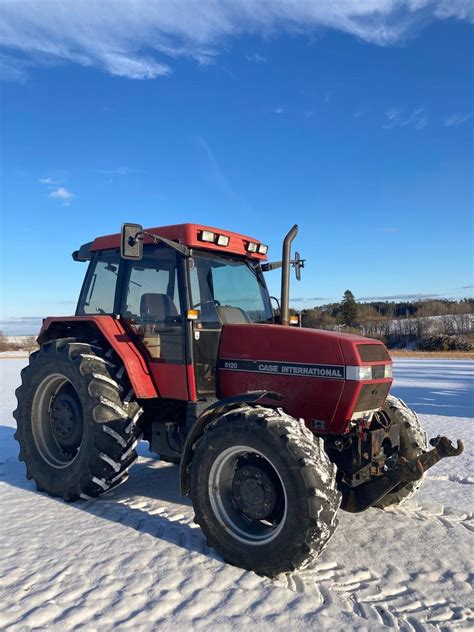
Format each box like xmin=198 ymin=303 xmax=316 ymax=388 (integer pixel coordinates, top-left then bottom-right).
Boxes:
xmin=31 ymin=374 xmax=84 ymax=468
xmin=208 ymin=445 xmax=287 ymax=546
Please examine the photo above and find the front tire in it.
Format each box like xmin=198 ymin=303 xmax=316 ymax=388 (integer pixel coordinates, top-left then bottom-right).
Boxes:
xmin=13 ymin=338 xmax=143 ymax=501
xmin=190 ymin=406 xmax=341 ymax=577
xmin=375 ymin=395 xmax=428 ymax=509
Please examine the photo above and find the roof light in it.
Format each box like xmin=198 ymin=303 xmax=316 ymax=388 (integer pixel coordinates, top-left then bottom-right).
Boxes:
xmin=289 ymin=314 xmax=299 ymax=326
xmin=200 ymin=230 xmax=215 ymax=243
xmin=246 ymin=242 xmax=258 ymax=252
xmin=258 ymin=244 xmax=268 ymax=255
xmin=217 ymin=234 xmax=229 ymax=246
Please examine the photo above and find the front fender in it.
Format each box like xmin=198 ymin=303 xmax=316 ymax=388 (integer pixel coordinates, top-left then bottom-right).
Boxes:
xmin=179 ymin=390 xmax=283 ymax=495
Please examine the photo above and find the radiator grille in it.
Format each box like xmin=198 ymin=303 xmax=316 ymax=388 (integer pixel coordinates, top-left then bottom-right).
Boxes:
xmin=354 ymin=382 xmax=391 ymax=412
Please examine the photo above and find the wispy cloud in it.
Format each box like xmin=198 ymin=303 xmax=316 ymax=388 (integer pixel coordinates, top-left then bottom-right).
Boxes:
xmin=383 ymin=107 xmax=428 ymax=130
xmin=96 ymin=166 xmax=142 ymax=176
xmin=274 ymin=106 xmax=284 ymax=115
xmin=39 ymin=176 xmax=60 ymax=185
xmin=358 ymin=293 xmax=442 ymax=301
xmin=39 ymin=175 xmax=75 ymax=204
xmin=1 ymin=1 xmax=473 ymax=81
xmin=195 ymin=136 xmax=236 ymax=200
xmin=444 ymin=113 xmax=473 ymax=127
xmin=291 ymin=297 xmax=329 ymax=303
xmin=246 ymin=53 xmax=267 ymax=64
xmin=49 ymin=187 xmax=75 ymax=204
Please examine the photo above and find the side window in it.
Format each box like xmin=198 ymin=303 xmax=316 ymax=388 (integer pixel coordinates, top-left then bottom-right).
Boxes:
xmin=123 ymin=248 xmax=181 ymax=322
xmin=77 ymin=250 xmax=119 ymax=315
xmin=122 ymin=246 xmax=184 ymax=363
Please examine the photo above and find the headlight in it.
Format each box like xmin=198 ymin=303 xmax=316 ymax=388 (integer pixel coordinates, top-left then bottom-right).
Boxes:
xmin=358 ymin=366 xmax=373 ymax=381
xmin=346 ymin=364 xmax=393 ymax=381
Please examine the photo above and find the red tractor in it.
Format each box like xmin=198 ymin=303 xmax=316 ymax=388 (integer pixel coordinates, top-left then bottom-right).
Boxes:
xmin=14 ymin=223 xmax=463 ymax=576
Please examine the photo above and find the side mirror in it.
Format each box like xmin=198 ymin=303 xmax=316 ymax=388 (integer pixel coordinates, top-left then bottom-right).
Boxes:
xmin=121 ymin=223 xmax=143 ymax=260
xmin=294 ymin=251 xmax=305 ymax=281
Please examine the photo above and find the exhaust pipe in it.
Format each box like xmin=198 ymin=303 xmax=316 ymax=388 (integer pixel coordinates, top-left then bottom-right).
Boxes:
xmin=280 ymin=224 xmax=298 ymax=326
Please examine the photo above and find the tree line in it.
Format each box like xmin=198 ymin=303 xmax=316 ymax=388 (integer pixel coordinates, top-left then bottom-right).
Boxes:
xmin=299 ymin=293 xmax=473 ymax=349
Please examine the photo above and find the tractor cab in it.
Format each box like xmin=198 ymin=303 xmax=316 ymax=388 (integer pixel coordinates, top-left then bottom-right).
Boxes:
xmin=73 ymin=223 xmax=276 ymax=400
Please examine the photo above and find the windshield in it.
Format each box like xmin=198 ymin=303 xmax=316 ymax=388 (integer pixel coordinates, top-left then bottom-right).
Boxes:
xmin=190 ymin=252 xmax=273 ymax=325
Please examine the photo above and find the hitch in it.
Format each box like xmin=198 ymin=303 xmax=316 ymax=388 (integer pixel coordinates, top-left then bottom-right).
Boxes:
xmin=341 ymin=435 xmax=464 ymax=513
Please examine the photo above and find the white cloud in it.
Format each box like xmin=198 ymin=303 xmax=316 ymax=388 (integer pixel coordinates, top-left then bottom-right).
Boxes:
xmin=0 ymin=1 xmax=472 ymax=81
xmin=246 ymin=52 xmax=267 ymax=64
xmin=39 ymin=176 xmax=59 ymax=185
xmin=96 ymin=166 xmax=142 ymax=176
xmin=383 ymin=106 xmax=428 ymax=130
xmin=49 ymin=187 xmax=75 ymax=203
xmin=444 ymin=112 xmax=473 ymax=127
xmin=274 ymin=106 xmax=284 ymax=115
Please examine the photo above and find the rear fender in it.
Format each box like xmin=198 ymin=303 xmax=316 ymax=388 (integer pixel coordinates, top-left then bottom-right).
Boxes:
xmin=38 ymin=316 xmax=158 ymax=399
xmin=179 ymin=390 xmax=283 ymax=495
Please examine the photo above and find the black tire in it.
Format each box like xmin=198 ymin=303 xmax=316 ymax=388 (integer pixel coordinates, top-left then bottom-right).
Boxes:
xmin=374 ymin=395 xmax=428 ymax=509
xmin=190 ymin=406 xmax=341 ymax=577
xmin=13 ymin=338 xmax=143 ymax=501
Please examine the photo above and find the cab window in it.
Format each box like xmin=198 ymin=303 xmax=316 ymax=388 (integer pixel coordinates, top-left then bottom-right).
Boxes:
xmin=77 ymin=250 xmax=119 ymax=315
xmin=189 ymin=253 xmax=273 ymax=325
xmin=121 ymin=246 xmax=184 ymax=363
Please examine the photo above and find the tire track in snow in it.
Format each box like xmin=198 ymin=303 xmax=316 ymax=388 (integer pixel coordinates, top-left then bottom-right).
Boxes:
xmin=16 ymin=464 xmax=472 ymax=631
xmin=79 ymin=495 xmax=211 ymax=557
xmin=385 ymin=502 xmax=474 ymax=534
xmin=426 ymin=473 xmax=474 ymax=486
xmin=284 ymin=502 xmax=474 ymax=630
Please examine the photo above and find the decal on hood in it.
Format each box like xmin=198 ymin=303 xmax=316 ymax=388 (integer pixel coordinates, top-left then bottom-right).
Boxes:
xmin=218 ymin=359 xmax=345 ymax=379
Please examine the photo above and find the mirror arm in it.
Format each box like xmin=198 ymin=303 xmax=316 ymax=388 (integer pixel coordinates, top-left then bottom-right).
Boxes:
xmin=261 ymin=261 xmax=283 ymax=272
xmin=262 ymin=258 xmax=306 ymax=274
xmin=133 ymin=231 xmax=191 ymax=257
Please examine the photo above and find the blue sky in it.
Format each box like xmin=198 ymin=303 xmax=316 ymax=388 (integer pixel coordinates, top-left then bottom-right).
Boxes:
xmin=0 ymin=1 xmax=473 ymax=334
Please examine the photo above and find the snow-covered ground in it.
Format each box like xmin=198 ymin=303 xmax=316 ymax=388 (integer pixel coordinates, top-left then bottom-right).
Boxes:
xmin=0 ymin=359 xmax=472 ymax=630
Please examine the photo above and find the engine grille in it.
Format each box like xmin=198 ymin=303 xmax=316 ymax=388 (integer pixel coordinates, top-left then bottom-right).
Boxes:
xmin=353 ymin=382 xmax=391 ymax=412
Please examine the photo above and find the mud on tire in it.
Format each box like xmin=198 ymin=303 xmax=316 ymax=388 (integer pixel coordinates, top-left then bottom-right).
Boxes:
xmin=375 ymin=395 xmax=428 ymax=509
xmin=190 ymin=406 xmax=341 ymax=577
xmin=13 ymin=338 xmax=143 ymax=501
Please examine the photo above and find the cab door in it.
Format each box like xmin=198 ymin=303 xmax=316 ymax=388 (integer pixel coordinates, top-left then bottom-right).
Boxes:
xmin=120 ymin=245 xmax=189 ymax=400
xmin=187 ymin=256 xmax=222 ymax=397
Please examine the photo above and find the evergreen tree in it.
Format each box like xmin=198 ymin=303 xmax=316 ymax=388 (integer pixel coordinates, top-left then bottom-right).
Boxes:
xmin=341 ymin=290 xmax=358 ymax=326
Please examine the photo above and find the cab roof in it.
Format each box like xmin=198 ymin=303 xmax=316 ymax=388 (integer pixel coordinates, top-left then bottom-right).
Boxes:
xmin=86 ymin=223 xmax=268 ymax=261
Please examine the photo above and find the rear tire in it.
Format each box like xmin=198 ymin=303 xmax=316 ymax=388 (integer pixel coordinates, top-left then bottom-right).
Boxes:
xmin=13 ymin=338 xmax=143 ymax=501
xmin=190 ymin=406 xmax=341 ymax=577
xmin=374 ymin=395 xmax=427 ymax=509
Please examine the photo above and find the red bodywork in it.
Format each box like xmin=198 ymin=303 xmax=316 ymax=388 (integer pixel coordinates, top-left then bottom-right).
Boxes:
xmin=40 ymin=317 xmax=392 ymax=434
xmin=39 ymin=317 xmax=158 ymax=399
xmin=218 ymin=324 xmax=393 ymax=434
xmin=90 ymin=223 xmax=268 ymax=261
xmin=39 ymin=316 xmax=195 ymax=401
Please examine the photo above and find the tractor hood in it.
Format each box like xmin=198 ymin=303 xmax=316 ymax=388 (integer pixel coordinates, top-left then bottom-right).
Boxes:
xmin=217 ymin=324 xmax=393 ymax=434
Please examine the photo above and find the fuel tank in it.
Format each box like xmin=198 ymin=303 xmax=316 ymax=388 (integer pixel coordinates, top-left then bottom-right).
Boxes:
xmin=217 ymin=324 xmax=393 ymax=434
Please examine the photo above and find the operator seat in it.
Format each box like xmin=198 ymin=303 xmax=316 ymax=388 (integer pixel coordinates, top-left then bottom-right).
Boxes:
xmin=139 ymin=293 xmax=182 ymax=361
xmin=140 ymin=293 xmax=179 ymax=323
